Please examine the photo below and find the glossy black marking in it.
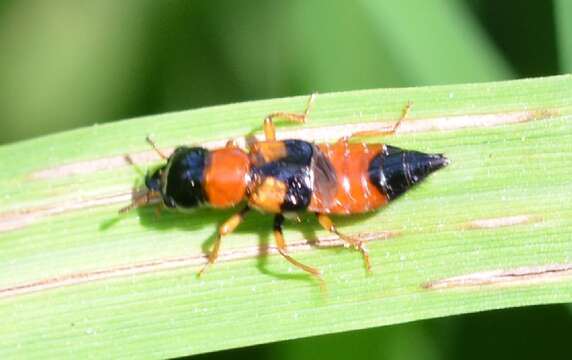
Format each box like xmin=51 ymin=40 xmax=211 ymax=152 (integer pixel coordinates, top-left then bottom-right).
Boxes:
xmin=252 ymin=140 xmax=315 ymax=211
xmin=282 ymin=172 xmax=313 ymax=211
xmin=281 ymin=140 xmax=314 ymax=210
xmin=163 ymin=146 xmax=209 ymax=208
xmin=283 ymin=139 xmax=314 ymax=165
xmin=252 ymin=162 xmax=313 ymax=211
xmin=369 ymin=146 xmax=449 ymax=200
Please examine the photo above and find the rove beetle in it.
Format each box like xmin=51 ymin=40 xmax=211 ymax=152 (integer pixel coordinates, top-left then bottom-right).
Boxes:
xmin=120 ymin=95 xmax=449 ymax=280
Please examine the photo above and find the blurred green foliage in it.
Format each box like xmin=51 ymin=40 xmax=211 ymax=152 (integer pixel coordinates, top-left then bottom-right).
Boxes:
xmin=0 ymin=0 xmax=569 ymax=359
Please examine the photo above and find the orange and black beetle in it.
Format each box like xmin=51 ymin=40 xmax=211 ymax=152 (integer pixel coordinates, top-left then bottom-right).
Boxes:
xmin=121 ymin=95 xmax=449 ymax=279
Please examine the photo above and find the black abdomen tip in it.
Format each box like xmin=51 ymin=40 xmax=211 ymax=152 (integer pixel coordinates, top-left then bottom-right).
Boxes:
xmin=369 ymin=146 xmax=449 ymax=200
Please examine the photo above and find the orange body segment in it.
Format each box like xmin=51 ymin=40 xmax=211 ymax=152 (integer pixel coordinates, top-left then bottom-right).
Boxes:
xmin=310 ymin=142 xmax=389 ymax=214
xmin=249 ymin=141 xmax=287 ymax=165
xmin=204 ymin=148 xmax=250 ymax=208
xmin=247 ymin=177 xmax=288 ymax=213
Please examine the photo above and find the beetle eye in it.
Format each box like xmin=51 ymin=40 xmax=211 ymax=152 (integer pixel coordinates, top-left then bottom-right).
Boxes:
xmin=145 ymin=169 xmax=162 ymax=192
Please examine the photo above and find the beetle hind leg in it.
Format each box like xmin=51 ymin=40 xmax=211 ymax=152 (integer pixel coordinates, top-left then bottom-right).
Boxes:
xmin=317 ymin=213 xmax=372 ymax=273
xmin=273 ymin=214 xmax=323 ymax=281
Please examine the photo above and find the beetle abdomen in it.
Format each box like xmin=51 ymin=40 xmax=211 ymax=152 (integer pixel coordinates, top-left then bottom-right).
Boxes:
xmin=310 ymin=142 xmax=388 ymax=214
xmin=309 ymin=143 xmax=448 ymax=214
xmin=368 ymin=145 xmax=449 ymax=200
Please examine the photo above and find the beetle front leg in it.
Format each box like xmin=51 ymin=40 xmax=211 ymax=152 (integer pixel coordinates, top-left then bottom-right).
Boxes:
xmin=263 ymin=93 xmax=317 ymax=141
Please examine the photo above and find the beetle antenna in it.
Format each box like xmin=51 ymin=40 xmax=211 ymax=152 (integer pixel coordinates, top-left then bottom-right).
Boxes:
xmin=118 ymin=202 xmax=136 ymax=214
xmin=123 ymin=154 xmax=146 ymax=176
xmin=119 ymin=193 xmax=149 ymax=214
xmin=119 ymin=191 xmax=162 ymax=214
xmin=146 ymin=135 xmax=168 ymax=159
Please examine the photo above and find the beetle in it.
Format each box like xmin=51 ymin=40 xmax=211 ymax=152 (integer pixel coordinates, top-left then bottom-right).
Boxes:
xmin=121 ymin=95 xmax=449 ymax=280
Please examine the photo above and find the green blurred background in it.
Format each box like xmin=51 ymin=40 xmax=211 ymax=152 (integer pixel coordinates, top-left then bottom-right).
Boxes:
xmin=1 ymin=0 xmax=571 ymax=358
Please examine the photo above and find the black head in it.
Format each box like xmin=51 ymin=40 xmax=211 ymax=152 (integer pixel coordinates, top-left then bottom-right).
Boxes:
xmin=120 ymin=146 xmax=210 ymax=214
xmin=158 ymin=146 xmax=209 ymax=209
xmin=144 ymin=166 xmax=164 ymax=194
xmin=119 ymin=164 xmax=165 ymax=214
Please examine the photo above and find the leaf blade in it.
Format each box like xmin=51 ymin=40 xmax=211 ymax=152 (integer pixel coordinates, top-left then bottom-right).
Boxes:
xmin=1 ymin=75 xmax=572 ymax=358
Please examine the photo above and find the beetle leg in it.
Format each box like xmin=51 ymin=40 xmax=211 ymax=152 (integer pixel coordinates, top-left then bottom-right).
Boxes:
xmin=339 ymin=101 xmax=412 ymax=143
xmin=197 ymin=206 xmax=250 ymax=276
xmin=316 ymin=213 xmax=372 ymax=273
xmin=273 ymin=214 xmax=323 ymax=279
xmin=263 ymin=93 xmax=317 ymax=141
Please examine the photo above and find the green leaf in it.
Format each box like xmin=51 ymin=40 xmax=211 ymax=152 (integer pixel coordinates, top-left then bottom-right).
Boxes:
xmin=1 ymin=75 xmax=571 ymax=358
xmin=556 ymin=0 xmax=572 ymax=73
